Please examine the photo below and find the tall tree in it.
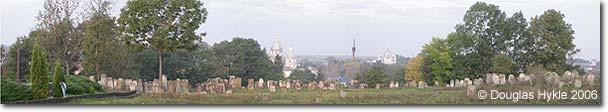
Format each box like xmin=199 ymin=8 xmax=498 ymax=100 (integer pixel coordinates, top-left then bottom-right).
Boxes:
xmin=29 ymin=43 xmax=49 ymax=99
xmin=450 ymin=1 xmax=512 ymax=78
xmin=506 ymin=11 xmax=531 ymax=72
xmin=528 ymin=9 xmax=579 ymax=73
xmin=420 ymin=38 xmax=453 ymax=83
xmin=118 ymin=0 xmax=208 ymax=79
xmin=211 ymin=38 xmax=281 ymax=81
xmin=405 ymin=55 xmax=424 ymax=82
xmin=36 ymin=0 xmax=82 ymax=75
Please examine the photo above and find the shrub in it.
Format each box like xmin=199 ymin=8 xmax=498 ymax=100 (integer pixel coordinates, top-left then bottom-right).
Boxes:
xmin=52 ymin=60 xmax=64 ymax=98
xmin=64 ymin=75 xmax=103 ymax=95
xmin=1 ymin=80 xmax=34 ymax=102
xmin=29 ymin=43 xmax=49 ymax=99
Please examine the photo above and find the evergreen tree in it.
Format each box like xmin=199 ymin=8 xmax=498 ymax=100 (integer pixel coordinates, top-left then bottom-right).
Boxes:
xmin=29 ymin=43 xmax=49 ymax=99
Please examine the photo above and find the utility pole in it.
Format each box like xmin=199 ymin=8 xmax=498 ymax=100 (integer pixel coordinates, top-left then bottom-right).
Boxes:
xmin=16 ymin=44 xmax=20 ymax=83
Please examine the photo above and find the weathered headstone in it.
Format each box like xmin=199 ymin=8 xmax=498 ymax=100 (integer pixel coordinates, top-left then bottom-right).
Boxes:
xmin=449 ymin=79 xmax=455 ymax=87
xmin=417 ymin=81 xmax=426 ymax=89
xmin=583 ymin=74 xmax=596 ymax=86
xmin=508 ymin=74 xmax=516 ymax=85
xmin=492 ymin=74 xmax=500 ymax=85
xmin=247 ymin=79 xmax=255 ymax=90
xmin=466 ymin=85 xmax=477 ymax=98
xmin=498 ymin=74 xmax=506 ymax=85
xmin=408 ymin=81 xmax=417 ymax=88
xmin=574 ymin=79 xmax=582 ymax=88
xmin=257 ymin=78 xmax=264 ymax=89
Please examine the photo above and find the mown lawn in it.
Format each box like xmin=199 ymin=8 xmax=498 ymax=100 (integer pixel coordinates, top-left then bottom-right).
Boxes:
xmin=67 ymin=86 xmax=600 ymax=104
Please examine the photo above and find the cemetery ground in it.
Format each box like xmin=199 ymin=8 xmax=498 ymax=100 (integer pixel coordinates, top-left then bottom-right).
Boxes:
xmin=68 ymin=84 xmax=600 ymax=104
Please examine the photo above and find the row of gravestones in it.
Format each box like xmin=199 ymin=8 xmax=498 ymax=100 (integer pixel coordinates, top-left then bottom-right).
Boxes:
xmin=92 ymin=74 xmax=191 ymax=94
xmin=451 ymin=71 xmax=596 ymax=89
xmin=460 ymin=71 xmax=597 ymax=98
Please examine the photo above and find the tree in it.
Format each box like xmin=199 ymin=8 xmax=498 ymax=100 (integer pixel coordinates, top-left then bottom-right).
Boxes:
xmin=272 ymin=55 xmax=285 ymax=74
xmin=211 ymin=38 xmax=281 ymax=81
xmin=82 ymin=0 xmax=138 ymax=79
xmin=29 ymin=43 xmax=49 ymax=99
xmin=118 ymin=0 xmax=208 ymax=79
xmin=528 ymin=9 xmax=579 ymax=73
xmin=288 ymin=69 xmax=316 ymax=83
xmin=405 ymin=55 xmax=424 ymax=82
xmin=489 ymin=53 xmax=514 ymax=74
xmin=361 ymin=64 xmax=388 ymax=87
xmin=6 ymin=36 xmax=34 ymax=82
xmin=52 ymin=60 xmax=64 ymax=98
xmin=36 ymin=0 xmax=83 ymax=76
xmin=315 ymin=72 xmax=327 ymax=82
xmin=420 ymin=38 xmax=453 ymax=83
xmin=450 ymin=1 xmax=509 ymax=78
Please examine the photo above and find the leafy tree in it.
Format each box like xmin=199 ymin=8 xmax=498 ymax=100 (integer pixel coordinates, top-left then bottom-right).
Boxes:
xmin=29 ymin=43 xmax=49 ymax=99
xmin=211 ymin=38 xmax=281 ymax=81
xmin=36 ymin=0 xmax=83 ymax=75
xmin=82 ymin=0 xmax=138 ymax=79
xmin=118 ymin=0 xmax=208 ymax=79
xmin=272 ymin=55 xmax=285 ymax=74
xmin=288 ymin=69 xmax=316 ymax=83
xmin=405 ymin=55 xmax=424 ymax=82
xmin=360 ymin=64 xmax=388 ymax=86
xmin=450 ymin=1 xmax=509 ymax=78
xmin=6 ymin=36 xmax=35 ymax=82
xmin=489 ymin=53 xmax=514 ymax=74
xmin=506 ymin=12 xmax=531 ymax=72
xmin=420 ymin=38 xmax=453 ymax=83
xmin=315 ymin=71 xmax=327 ymax=82
xmin=51 ymin=60 xmax=64 ymax=98
xmin=528 ymin=9 xmax=579 ymax=73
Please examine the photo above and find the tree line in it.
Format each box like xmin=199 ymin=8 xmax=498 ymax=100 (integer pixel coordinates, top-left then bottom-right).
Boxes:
xmin=3 ymin=0 xmax=285 ymax=86
xmin=405 ymin=2 xmax=581 ymax=84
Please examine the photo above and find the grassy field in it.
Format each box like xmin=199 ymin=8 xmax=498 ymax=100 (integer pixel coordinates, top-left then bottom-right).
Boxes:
xmin=67 ymin=86 xmax=600 ymax=104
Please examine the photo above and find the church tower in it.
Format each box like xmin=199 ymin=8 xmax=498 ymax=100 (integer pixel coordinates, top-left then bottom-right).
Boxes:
xmin=352 ymin=38 xmax=356 ymax=61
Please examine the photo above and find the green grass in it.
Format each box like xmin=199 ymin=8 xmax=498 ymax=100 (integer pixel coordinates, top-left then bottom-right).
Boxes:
xmin=67 ymin=86 xmax=600 ymax=104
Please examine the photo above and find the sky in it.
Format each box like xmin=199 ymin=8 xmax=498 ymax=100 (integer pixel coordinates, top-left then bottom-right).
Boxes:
xmin=0 ymin=0 xmax=600 ymax=60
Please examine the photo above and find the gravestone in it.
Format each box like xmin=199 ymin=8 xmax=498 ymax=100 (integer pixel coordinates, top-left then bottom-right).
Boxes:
xmin=498 ymin=74 xmax=506 ymax=85
xmin=167 ymin=80 xmax=176 ymax=94
xmin=450 ymin=79 xmax=455 ymax=87
xmin=491 ymin=74 xmax=500 ymax=85
xmin=257 ymin=78 xmax=265 ymax=89
xmin=308 ymin=81 xmax=317 ymax=90
xmin=583 ymin=74 xmax=596 ymax=86
xmin=329 ymin=83 xmax=336 ymax=90
xmin=136 ymin=79 xmax=143 ymax=92
xmin=466 ymin=85 xmax=477 ymax=98
xmin=474 ymin=78 xmax=484 ymax=86
xmin=574 ymin=79 xmax=582 ymax=88
xmin=417 ymin=81 xmax=426 ymax=89
xmin=247 ymin=79 xmax=255 ymax=90
xmin=408 ymin=81 xmax=417 ymax=88
xmin=508 ymin=74 xmax=516 ymax=85
xmin=88 ymin=75 xmax=95 ymax=82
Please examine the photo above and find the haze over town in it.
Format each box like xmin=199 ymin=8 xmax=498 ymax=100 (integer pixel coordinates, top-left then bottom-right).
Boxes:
xmin=1 ymin=0 xmax=599 ymax=60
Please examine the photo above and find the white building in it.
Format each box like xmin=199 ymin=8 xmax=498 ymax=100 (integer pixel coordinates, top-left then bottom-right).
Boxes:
xmin=268 ymin=35 xmax=283 ymax=63
xmin=284 ymin=48 xmax=297 ymax=70
xmin=367 ymin=49 xmax=397 ymax=65
xmin=267 ymin=34 xmax=298 ymax=78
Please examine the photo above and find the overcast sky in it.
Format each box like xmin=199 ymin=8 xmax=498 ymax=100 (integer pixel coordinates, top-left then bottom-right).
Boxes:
xmin=0 ymin=0 xmax=600 ymax=60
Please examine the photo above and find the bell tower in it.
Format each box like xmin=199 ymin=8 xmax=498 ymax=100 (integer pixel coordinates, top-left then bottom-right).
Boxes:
xmin=351 ymin=38 xmax=356 ymax=61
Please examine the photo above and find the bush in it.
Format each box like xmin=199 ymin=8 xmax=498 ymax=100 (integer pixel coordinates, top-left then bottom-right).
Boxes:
xmin=1 ymin=80 xmax=34 ymax=102
xmin=29 ymin=43 xmax=49 ymax=99
xmin=52 ymin=60 xmax=64 ymax=98
xmin=64 ymin=75 xmax=103 ymax=95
